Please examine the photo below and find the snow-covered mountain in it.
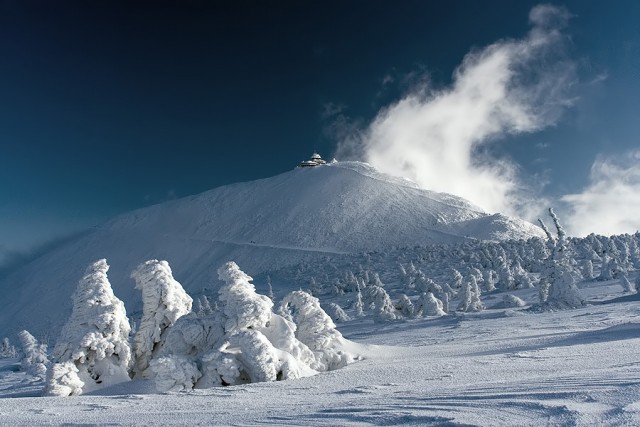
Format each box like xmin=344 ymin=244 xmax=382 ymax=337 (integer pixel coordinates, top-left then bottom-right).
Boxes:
xmin=0 ymin=161 xmax=542 ymax=337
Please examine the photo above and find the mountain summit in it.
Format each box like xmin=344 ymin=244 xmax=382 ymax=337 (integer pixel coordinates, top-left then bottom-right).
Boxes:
xmin=0 ymin=161 xmax=542 ymax=337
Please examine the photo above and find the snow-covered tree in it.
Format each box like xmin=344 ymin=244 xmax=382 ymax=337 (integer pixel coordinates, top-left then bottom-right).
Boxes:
xmin=450 ymin=269 xmax=463 ymax=290
xmin=18 ymin=330 xmax=48 ymax=380
xmin=0 ymin=337 xmax=17 ymax=358
xmin=280 ymin=290 xmax=354 ymax=371
xmin=364 ymin=285 xmax=397 ymax=322
xmin=395 ymin=294 xmax=415 ymax=318
xmin=46 ymin=260 xmax=131 ymax=396
xmin=620 ymin=273 xmax=634 ymax=293
xmin=197 ymin=295 xmax=213 ymax=317
xmin=597 ymin=256 xmax=619 ymax=281
xmin=483 ymin=269 xmax=497 ymax=292
xmin=495 ymin=257 xmax=514 ymax=291
xmin=44 ymin=361 xmax=83 ymax=397
xmin=132 ymin=259 xmax=192 ymax=378
xmin=543 ymin=265 xmax=584 ymax=309
xmin=582 ymin=259 xmax=595 ymax=281
xmin=217 ymin=261 xmax=273 ymax=332
xmin=416 ymin=292 xmax=446 ymax=317
xmin=266 ymin=275 xmax=275 ymax=301
xmin=150 ymin=355 xmax=201 ymax=392
xmin=326 ymin=303 xmax=351 ymax=323
xmin=535 ymin=210 xmax=585 ymax=311
xmin=353 ymin=289 xmax=365 ymax=317
xmin=151 ymin=262 xmax=356 ymax=392
xmin=538 ymin=218 xmax=554 ymax=243
xmin=501 ymin=294 xmax=527 ymax=308
xmin=457 ymin=276 xmax=484 ymax=312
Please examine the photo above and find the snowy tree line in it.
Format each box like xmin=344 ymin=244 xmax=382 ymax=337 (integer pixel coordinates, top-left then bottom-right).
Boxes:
xmin=270 ymin=210 xmax=639 ymax=321
xmin=1 ymin=259 xmax=356 ymax=396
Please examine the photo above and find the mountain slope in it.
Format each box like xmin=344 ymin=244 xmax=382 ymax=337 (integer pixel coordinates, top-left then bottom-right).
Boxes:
xmin=0 ymin=161 xmax=543 ymax=337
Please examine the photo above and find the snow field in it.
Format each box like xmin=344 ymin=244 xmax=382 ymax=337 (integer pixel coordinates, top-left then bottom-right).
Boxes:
xmin=1 ymin=292 xmax=639 ymax=425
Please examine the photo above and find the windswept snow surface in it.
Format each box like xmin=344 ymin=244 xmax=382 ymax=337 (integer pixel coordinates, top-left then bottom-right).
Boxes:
xmin=1 ymin=279 xmax=640 ymax=425
xmin=0 ymin=162 xmax=542 ymax=338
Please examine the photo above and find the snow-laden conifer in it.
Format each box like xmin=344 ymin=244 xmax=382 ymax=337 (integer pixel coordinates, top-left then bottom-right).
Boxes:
xmin=396 ymin=294 xmax=415 ymax=318
xmin=44 ymin=361 xmax=84 ymax=397
xmin=582 ymin=259 xmax=595 ymax=280
xmin=151 ymin=262 xmax=355 ymax=391
xmin=457 ymin=276 xmax=484 ymax=312
xmin=535 ymin=210 xmax=585 ymax=311
xmin=620 ymin=273 xmax=634 ymax=293
xmin=196 ymin=295 xmax=213 ymax=317
xmin=501 ymin=294 xmax=527 ymax=308
xmin=266 ymin=275 xmax=275 ymax=301
xmin=280 ymin=290 xmax=354 ymax=371
xmin=132 ymin=259 xmax=192 ymax=378
xmin=416 ymin=292 xmax=446 ymax=317
xmin=217 ymin=261 xmax=273 ymax=332
xmin=47 ymin=259 xmax=131 ymax=395
xmin=364 ymin=285 xmax=397 ymax=322
xmin=326 ymin=302 xmax=351 ymax=323
xmin=18 ymin=330 xmax=48 ymax=380
xmin=353 ymin=288 xmax=365 ymax=317
xmin=0 ymin=337 xmax=17 ymax=358
xmin=150 ymin=355 xmax=201 ymax=392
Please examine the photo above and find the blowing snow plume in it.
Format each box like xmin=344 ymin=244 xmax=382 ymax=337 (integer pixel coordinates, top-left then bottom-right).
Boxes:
xmin=336 ymin=4 xmax=576 ymax=218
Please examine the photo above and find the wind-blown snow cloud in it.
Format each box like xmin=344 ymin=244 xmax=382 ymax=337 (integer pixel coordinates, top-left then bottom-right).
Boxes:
xmin=562 ymin=151 xmax=640 ymax=237
xmin=336 ymin=4 xmax=576 ymax=217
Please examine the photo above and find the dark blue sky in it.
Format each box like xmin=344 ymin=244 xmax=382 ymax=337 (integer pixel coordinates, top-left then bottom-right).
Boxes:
xmin=1 ymin=1 xmax=639 ymax=261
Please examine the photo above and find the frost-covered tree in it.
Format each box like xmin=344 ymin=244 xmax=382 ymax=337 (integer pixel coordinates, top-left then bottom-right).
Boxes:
xmin=543 ymin=265 xmax=584 ymax=309
xmin=538 ymin=218 xmax=554 ymax=243
xmin=18 ymin=330 xmax=48 ymax=380
xmin=620 ymin=273 xmax=634 ymax=293
xmin=326 ymin=303 xmax=351 ymax=323
xmin=47 ymin=259 xmax=131 ymax=396
xmin=217 ymin=261 xmax=273 ymax=332
xmin=364 ymin=285 xmax=397 ymax=322
xmin=483 ymin=269 xmax=497 ymax=292
xmin=197 ymin=295 xmax=213 ymax=317
xmin=535 ymin=210 xmax=585 ymax=311
xmin=582 ymin=259 xmax=595 ymax=281
xmin=597 ymin=256 xmax=619 ymax=281
xmin=151 ymin=262 xmax=356 ymax=392
xmin=132 ymin=259 xmax=192 ymax=378
xmin=457 ymin=277 xmax=484 ymax=312
xmin=151 ymin=355 xmax=202 ymax=392
xmin=0 ymin=337 xmax=17 ymax=358
xmin=416 ymin=292 xmax=446 ymax=317
xmin=266 ymin=275 xmax=274 ymax=301
xmin=451 ymin=269 xmax=463 ymax=290
xmin=395 ymin=294 xmax=415 ymax=318
xmin=44 ymin=361 xmax=83 ymax=397
xmin=353 ymin=289 xmax=365 ymax=317
xmin=280 ymin=290 xmax=354 ymax=371
xmin=495 ymin=257 xmax=514 ymax=291
xmin=501 ymin=294 xmax=527 ymax=308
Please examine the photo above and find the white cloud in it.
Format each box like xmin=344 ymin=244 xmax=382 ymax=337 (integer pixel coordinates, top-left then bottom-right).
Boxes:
xmin=561 ymin=150 xmax=640 ymax=237
xmin=335 ymin=4 xmax=576 ymax=218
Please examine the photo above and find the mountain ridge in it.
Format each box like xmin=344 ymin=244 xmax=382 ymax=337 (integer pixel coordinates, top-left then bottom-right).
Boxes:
xmin=0 ymin=161 xmax=543 ymax=338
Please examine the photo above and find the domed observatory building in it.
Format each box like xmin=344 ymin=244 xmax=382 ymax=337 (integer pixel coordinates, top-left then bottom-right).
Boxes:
xmin=299 ymin=152 xmax=327 ymax=168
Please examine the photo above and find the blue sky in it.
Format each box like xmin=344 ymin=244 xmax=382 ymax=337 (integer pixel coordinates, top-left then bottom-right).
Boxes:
xmin=1 ymin=1 xmax=639 ymax=264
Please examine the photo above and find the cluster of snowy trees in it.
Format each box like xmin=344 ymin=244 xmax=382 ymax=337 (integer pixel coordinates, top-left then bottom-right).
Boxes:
xmin=277 ymin=209 xmax=639 ymax=320
xmin=6 ymin=259 xmax=355 ymax=397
